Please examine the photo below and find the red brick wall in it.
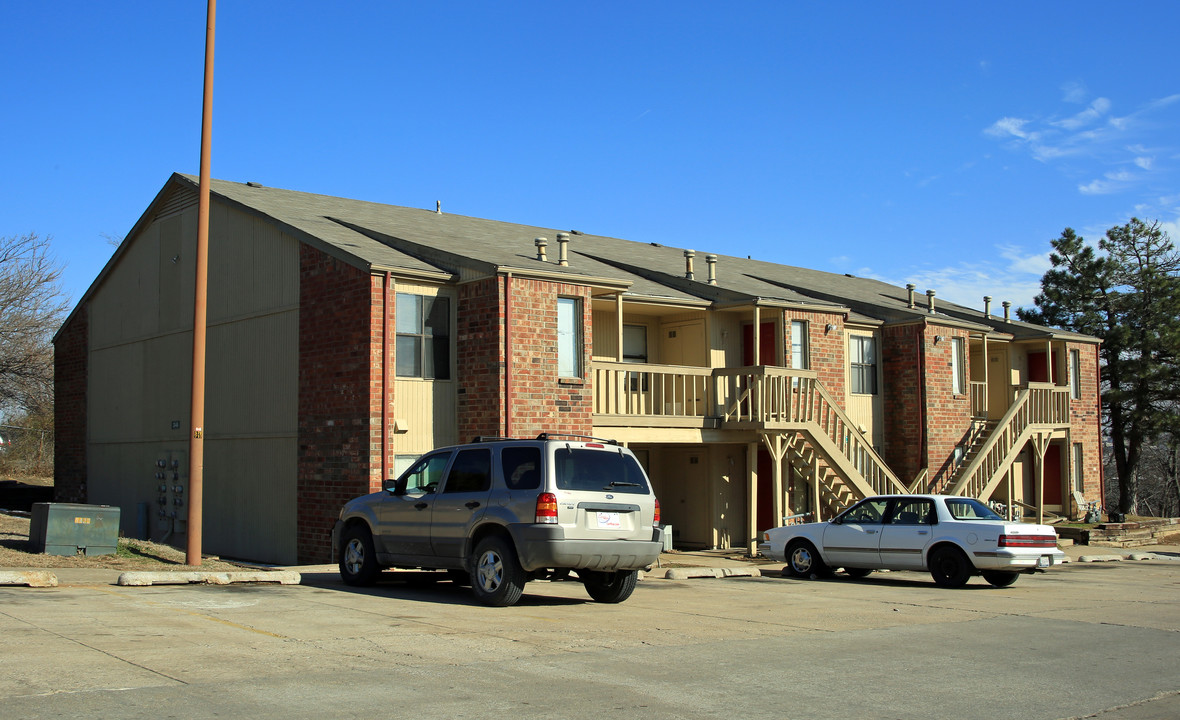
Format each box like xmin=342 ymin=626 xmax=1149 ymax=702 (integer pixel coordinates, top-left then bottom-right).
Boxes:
xmin=296 ymin=246 xmax=376 ymax=563
xmin=53 ymin=306 xmax=89 ymax=503
xmin=505 ymin=278 xmax=593 ymax=437
xmin=785 ymin=310 xmax=847 ymax=398
xmin=457 ymin=276 xmax=506 ymax=440
xmin=1069 ymin=343 xmax=1102 ymax=499
xmin=923 ymin=326 xmax=973 ymax=488
xmin=882 ymin=324 xmax=924 ymax=482
xmin=371 ymin=274 xmax=392 ymax=491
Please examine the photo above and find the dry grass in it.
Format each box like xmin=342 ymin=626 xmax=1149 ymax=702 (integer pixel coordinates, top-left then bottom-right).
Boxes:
xmin=0 ymin=511 xmax=248 ymax=571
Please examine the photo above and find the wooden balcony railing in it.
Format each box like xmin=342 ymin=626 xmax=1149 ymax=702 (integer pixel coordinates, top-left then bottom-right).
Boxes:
xmin=592 ymin=362 xmax=713 ymax=419
xmin=969 ymin=381 xmax=988 ymax=419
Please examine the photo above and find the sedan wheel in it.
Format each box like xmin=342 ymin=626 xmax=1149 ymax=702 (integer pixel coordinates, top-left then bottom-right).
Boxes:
xmin=929 ymin=546 xmax=973 ymax=588
xmin=785 ymin=541 xmax=829 ymax=578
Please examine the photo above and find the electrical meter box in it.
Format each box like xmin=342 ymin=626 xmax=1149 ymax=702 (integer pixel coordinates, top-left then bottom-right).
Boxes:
xmin=29 ymin=503 xmax=121 ymax=556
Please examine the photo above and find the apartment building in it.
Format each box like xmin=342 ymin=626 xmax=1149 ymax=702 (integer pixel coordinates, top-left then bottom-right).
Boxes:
xmin=54 ymin=174 xmax=1103 ymax=563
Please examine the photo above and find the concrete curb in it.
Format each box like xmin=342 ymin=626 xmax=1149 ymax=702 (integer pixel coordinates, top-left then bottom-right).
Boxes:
xmin=662 ymin=567 xmax=763 ymax=580
xmin=0 ymin=570 xmax=57 ymax=587
xmin=116 ymin=570 xmax=302 ymax=586
xmin=1076 ymin=554 xmax=1124 ymax=563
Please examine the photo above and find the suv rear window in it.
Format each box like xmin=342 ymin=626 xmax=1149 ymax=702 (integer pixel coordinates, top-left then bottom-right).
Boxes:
xmin=554 ymin=448 xmax=649 ymax=494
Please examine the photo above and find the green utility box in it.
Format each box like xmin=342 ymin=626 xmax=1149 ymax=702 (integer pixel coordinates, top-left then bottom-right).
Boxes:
xmin=29 ymin=503 xmax=121 ymax=556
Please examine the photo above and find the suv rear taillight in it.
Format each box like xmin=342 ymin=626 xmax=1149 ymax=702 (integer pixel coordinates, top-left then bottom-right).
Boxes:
xmin=998 ymin=534 xmax=1057 ymax=548
xmin=535 ymin=492 xmax=558 ymax=524
xmin=653 ymin=497 xmax=661 ymax=527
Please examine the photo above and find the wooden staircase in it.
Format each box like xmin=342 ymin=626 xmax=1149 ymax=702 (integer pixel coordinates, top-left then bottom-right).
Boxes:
xmin=720 ymin=368 xmax=909 ymax=518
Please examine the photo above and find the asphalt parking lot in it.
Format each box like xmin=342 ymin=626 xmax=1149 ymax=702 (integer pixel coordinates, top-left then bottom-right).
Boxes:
xmin=2 ymin=557 xmax=1179 ymax=720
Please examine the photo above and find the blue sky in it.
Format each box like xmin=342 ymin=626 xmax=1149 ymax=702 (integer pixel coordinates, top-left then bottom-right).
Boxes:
xmin=3 ymin=2 xmax=1178 ymax=312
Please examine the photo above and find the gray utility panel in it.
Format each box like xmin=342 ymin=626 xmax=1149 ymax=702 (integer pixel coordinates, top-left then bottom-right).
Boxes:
xmin=29 ymin=503 xmax=122 ymax=556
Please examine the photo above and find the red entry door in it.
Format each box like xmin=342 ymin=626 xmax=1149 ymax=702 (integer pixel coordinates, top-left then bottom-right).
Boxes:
xmin=1028 ymin=351 xmax=1059 ymax=383
xmin=743 ymin=322 xmax=777 ymax=366
xmin=1041 ymin=444 xmax=1062 ymax=506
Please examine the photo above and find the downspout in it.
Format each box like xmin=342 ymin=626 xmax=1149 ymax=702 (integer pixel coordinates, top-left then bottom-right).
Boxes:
xmin=504 ymin=272 xmax=513 ymax=438
xmin=382 ymin=271 xmax=391 ymax=482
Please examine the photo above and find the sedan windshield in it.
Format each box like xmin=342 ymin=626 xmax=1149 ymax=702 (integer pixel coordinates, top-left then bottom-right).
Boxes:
xmin=945 ymin=498 xmax=1004 ymax=521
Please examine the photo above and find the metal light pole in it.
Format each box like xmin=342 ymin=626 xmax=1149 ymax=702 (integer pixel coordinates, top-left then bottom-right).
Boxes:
xmin=187 ymin=0 xmax=215 ymax=566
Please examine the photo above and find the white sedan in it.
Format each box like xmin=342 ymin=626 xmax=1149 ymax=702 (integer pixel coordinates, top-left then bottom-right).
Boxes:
xmin=759 ymin=494 xmax=1067 ymax=588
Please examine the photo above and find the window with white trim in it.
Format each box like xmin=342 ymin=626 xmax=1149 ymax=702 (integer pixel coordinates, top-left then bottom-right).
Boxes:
xmin=850 ymin=335 xmax=877 ymax=395
xmin=951 ymin=336 xmax=966 ymax=395
xmin=396 ymin=293 xmax=450 ymax=379
xmin=1069 ymin=349 xmax=1081 ymax=400
xmin=557 ymin=297 xmax=582 ymax=378
xmin=791 ymin=320 xmax=809 ymax=370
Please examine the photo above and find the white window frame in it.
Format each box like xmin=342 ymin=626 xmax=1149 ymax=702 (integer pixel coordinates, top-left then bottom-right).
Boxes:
xmin=790 ymin=320 xmax=809 ymax=370
xmin=1069 ymin=349 xmax=1081 ymax=400
xmin=951 ymin=336 xmax=966 ymax=396
xmin=557 ymin=297 xmax=582 ymax=378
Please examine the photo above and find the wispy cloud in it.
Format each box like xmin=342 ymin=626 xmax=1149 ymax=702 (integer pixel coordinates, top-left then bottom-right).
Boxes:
xmin=985 ymin=117 xmax=1038 ymax=141
xmin=985 ymin=91 xmax=1179 ymax=198
xmin=864 ymin=245 xmax=1052 ymax=310
xmin=1061 ymin=81 xmax=1088 ymax=104
xmin=1079 ymin=170 xmax=1137 ymax=195
xmin=1051 ymin=97 xmax=1110 ymax=130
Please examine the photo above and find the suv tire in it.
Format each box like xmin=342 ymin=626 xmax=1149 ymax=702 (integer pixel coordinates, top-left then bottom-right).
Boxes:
xmin=470 ymin=536 xmax=526 ymax=607
xmin=581 ymin=569 xmax=638 ymax=603
xmin=339 ymin=524 xmax=379 ymax=586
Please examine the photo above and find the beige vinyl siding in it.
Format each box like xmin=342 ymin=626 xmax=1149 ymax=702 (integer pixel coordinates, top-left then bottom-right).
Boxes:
xmin=85 ymin=200 xmax=301 ymax=564
xmin=845 ymin=328 xmax=884 ymax=448
xmin=392 ymin=280 xmax=457 ymax=456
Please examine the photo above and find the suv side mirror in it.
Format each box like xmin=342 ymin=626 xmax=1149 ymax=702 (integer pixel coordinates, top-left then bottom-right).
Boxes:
xmin=384 ymin=477 xmax=406 ymax=495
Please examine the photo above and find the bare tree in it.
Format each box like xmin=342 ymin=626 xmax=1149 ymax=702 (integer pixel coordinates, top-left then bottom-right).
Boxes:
xmin=0 ymin=233 xmax=69 ymax=418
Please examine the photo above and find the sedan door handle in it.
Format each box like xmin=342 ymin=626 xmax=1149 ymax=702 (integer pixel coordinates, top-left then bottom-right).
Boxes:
xmin=414 ymin=502 xmax=429 ymax=510
xmin=465 ymin=501 xmax=481 ymax=509
xmin=865 ymin=530 xmax=877 ymax=534
xmin=918 ymin=530 xmax=929 ymax=535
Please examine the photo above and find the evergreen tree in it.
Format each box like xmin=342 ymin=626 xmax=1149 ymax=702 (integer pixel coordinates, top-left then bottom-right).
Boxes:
xmin=1019 ymin=219 xmax=1180 ymax=514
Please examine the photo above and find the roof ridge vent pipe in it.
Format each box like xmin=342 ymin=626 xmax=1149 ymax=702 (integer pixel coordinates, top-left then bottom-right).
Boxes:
xmin=556 ymin=232 xmax=570 ymax=267
xmin=705 ymin=254 xmax=717 ymax=285
xmin=684 ymin=249 xmax=696 ymax=280
xmin=984 ymin=295 xmax=992 ymax=318
xmin=926 ymin=289 xmax=936 ymax=314
xmin=436 ymin=200 xmax=442 ymax=214
xmin=535 ymin=237 xmax=548 ymax=262
xmin=906 ymin=283 xmax=916 ymax=308
xmin=1002 ymin=301 xmax=1011 ymax=322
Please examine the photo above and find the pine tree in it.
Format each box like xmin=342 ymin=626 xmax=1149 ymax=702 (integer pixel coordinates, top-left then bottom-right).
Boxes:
xmin=1020 ymin=219 xmax=1180 ymax=514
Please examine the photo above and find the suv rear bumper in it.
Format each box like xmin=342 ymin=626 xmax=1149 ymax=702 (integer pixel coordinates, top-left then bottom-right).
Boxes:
xmin=511 ymin=525 xmax=663 ymax=572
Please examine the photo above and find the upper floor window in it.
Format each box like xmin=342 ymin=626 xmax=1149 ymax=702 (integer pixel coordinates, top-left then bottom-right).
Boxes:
xmin=951 ymin=336 xmax=966 ymax=395
xmin=1069 ymin=349 xmax=1081 ymax=400
xmin=790 ymin=320 xmax=809 ymax=370
xmin=557 ymin=297 xmax=582 ymax=378
xmin=396 ymin=293 xmax=450 ymax=379
xmin=849 ymin=335 xmax=877 ymax=395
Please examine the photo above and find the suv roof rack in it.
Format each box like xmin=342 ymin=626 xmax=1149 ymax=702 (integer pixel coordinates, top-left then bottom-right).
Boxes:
xmin=534 ymin=433 xmax=620 ymax=446
xmin=470 ymin=436 xmax=515 ymax=443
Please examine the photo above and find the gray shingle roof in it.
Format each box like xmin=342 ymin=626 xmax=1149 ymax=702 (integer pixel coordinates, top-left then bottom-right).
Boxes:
xmin=98 ymin=174 xmax=1098 ymax=344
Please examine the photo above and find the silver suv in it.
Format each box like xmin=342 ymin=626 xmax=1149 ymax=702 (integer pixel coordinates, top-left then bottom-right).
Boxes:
xmin=331 ymin=434 xmax=663 ymax=606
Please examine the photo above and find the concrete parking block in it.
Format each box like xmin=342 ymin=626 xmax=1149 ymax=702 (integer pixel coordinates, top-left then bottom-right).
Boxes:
xmin=116 ymin=570 xmax=301 ymax=586
xmin=0 ymin=570 xmax=57 ymax=587
xmin=663 ymin=567 xmax=762 ymax=580
xmin=1077 ymin=554 xmax=1124 ymax=563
